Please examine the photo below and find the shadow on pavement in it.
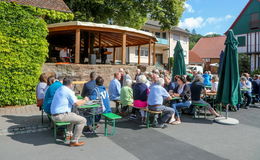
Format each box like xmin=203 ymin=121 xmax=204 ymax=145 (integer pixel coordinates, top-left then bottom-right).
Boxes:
xmin=181 ymin=115 xmax=214 ymax=124
xmin=8 ymin=131 xmax=55 ymax=146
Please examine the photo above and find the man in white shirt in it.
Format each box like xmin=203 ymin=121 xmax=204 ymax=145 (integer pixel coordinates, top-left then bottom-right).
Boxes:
xmin=60 ymin=47 xmax=68 ymax=62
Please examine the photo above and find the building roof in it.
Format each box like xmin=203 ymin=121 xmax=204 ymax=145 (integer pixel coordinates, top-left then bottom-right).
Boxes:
xmin=7 ymin=0 xmax=71 ymax=12
xmin=145 ymin=20 xmax=189 ymax=34
xmin=191 ymin=36 xmax=226 ymax=59
xmin=48 ymin=21 xmax=157 ymax=48
xmin=189 ymin=50 xmax=203 ymax=64
xmin=227 ymin=0 xmax=253 ymax=33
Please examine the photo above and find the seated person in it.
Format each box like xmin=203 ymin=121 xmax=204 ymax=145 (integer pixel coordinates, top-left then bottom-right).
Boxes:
xmin=202 ymin=71 xmax=211 ymax=86
xmin=148 ymin=78 xmax=175 ymax=129
xmin=132 ymin=75 xmax=149 ymax=122
xmin=251 ymin=74 xmax=260 ymax=104
xmin=240 ymin=76 xmax=252 ymax=109
xmin=43 ymin=76 xmax=63 ymax=114
xmin=120 ymin=79 xmax=133 ymax=114
xmin=108 ymin=72 xmax=121 ymax=113
xmin=171 ymin=76 xmax=191 ymax=125
xmin=81 ymin=72 xmax=96 ymax=98
xmin=36 ymin=73 xmax=47 ymax=110
xmin=190 ymin=75 xmax=220 ymax=117
xmin=210 ymin=75 xmax=219 ymax=93
xmin=50 ymin=78 xmax=88 ymax=147
xmin=85 ymin=76 xmax=112 ymax=133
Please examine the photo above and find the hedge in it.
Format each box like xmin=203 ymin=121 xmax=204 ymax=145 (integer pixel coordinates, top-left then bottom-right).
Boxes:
xmin=0 ymin=2 xmax=73 ymax=106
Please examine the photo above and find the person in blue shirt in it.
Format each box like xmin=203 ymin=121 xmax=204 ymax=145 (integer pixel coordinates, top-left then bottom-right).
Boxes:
xmin=43 ymin=77 xmax=63 ymax=114
xmin=81 ymin=72 xmax=96 ymax=98
xmin=109 ymin=72 xmax=121 ymax=113
xmin=251 ymin=75 xmax=260 ymax=104
xmin=84 ymin=76 xmax=112 ymax=133
xmin=50 ymin=78 xmax=89 ymax=147
xmin=202 ymin=71 xmax=211 ymax=86
xmin=148 ymin=78 xmax=175 ymax=129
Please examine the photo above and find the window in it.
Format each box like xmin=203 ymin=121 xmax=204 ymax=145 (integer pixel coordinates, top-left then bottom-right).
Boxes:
xmin=135 ymin=47 xmax=148 ymax=57
xmin=155 ymin=32 xmax=161 ymax=38
xmin=173 ymin=34 xmax=180 ymax=41
xmin=141 ymin=29 xmax=150 ymax=32
xmin=237 ymin=36 xmax=246 ymax=47
xmin=183 ymin=50 xmax=187 ymax=57
xmin=162 ymin=32 xmax=167 ymax=39
xmin=250 ymin=13 xmax=260 ymax=29
xmin=203 ymin=58 xmax=210 ymax=62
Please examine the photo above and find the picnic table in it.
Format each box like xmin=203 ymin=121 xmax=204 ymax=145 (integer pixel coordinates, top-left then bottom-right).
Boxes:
xmin=78 ymin=101 xmax=101 ymax=130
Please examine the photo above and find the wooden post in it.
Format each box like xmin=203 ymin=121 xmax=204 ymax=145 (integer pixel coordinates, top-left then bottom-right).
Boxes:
xmin=148 ymin=41 xmax=151 ymax=65
xmin=113 ymin=47 xmax=116 ymax=64
xmin=99 ymin=32 xmax=101 ymax=52
xmin=121 ymin=32 xmax=126 ymax=64
xmin=75 ymin=29 xmax=80 ymax=63
xmin=153 ymin=42 xmax=156 ymax=65
xmin=138 ymin=45 xmax=141 ymax=64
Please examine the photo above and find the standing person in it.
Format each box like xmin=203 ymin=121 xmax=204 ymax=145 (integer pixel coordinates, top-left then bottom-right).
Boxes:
xmin=123 ymin=69 xmax=132 ymax=87
xmin=240 ymin=76 xmax=252 ymax=109
xmin=120 ymin=79 xmax=133 ymax=114
xmin=109 ymin=72 xmax=121 ymax=113
xmin=100 ymin=47 xmax=107 ymax=64
xmin=51 ymin=78 xmax=88 ymax=147
xmin=60 ymin=47 xmax=68 ymax=62
xmin=148 ymin=78 xmax=175 ymax=128
xmin=190 ymin=75 xmax=220 ymax=117
xmin=43 ymin=77 xmax=63 ymax=114
xmin=36 ymin=73 xmax=48 ymax=111
xmin=81 ymin=72 xmax=96 ymax=98
xmin=132 ymin=75 xmax=149 ymax=122
xmin=171 ymin=76 xmax=191 ymax=125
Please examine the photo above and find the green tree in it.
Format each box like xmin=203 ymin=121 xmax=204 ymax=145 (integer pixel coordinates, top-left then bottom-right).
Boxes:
xmin=0 ymin=2 xmax=73 ymax=106
xmin=64 ymin=0 xmax=185 ymax=30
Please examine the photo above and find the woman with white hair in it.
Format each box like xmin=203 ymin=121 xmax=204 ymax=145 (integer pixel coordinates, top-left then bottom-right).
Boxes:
xmin=190 ymin=75 xmax=220 ymax=117
xmin=120 ymin=79 xmax=133 ymax=113
xmin=132 ymin=75 xmax=149 ymax=122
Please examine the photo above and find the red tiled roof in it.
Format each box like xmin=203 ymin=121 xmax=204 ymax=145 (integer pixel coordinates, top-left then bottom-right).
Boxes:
xmin=191 ymin=36 xmax=226 ymax=59
xmin=8 ymin=0 xmax=71 ymax=12
xmin=189 ymin=50 xmax=203 ymax=63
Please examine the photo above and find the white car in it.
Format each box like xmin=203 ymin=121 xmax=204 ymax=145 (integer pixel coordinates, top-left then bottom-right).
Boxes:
xmin=186 ymin=65 xmax=203 ymax=73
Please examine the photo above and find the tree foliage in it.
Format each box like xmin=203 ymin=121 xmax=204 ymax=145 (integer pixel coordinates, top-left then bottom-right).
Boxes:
xmin=64 ymin=0 xmax=185 ymax=30
xmin=0 ymin=2 xmax=73 ymax=106
xmin=187 ymin=29 xmax=222 ymax=50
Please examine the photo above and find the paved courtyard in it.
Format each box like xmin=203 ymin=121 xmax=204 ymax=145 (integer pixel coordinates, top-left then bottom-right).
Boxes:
xmin=0 ymin=105 xmax=260 ymax=160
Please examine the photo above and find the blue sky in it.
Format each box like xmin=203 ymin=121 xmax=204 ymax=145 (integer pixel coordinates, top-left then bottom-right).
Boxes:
xmin=179 ymin=0 xmax=249 ymax=35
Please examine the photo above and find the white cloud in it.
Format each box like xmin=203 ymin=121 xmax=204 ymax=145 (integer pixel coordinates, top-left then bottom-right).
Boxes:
xmin=205 ymin=17 xmax=223 ymax=24
xmin=184 ymin=2 xmax=194 ymax=13
xmin=205 ymin=32 xmax=217 ymax=36
xmin=178 ymin=17 xmax=204 ymax=30
xmin=179 ymin=14 xmax=233 ymax=30
xmin=225 ymin=14 xmax=233 ymax=20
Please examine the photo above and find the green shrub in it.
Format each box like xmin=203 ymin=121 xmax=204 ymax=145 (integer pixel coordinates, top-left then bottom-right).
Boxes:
xmin=0 ymin=2 xmax=73 ymax=106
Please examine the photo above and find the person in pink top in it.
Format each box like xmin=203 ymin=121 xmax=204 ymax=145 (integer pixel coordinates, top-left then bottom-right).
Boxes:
xmin=132 ymin=75 xmax=149 ymax=123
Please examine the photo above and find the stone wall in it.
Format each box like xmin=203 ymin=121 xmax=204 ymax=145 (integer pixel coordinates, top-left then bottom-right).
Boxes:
xmin=42 ymin=63 xmax=155 ymax=88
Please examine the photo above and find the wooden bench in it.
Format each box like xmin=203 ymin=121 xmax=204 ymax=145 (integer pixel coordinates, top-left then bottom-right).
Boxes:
xmin=127 ymin=105 xmax=163 ymax=128
xmin=144 ymin=109 xmax=162 ymax=128
xmin=102 ymin=113 xmax=122 ymax=136
xmin=192 ymin=103 xmax=208 ymax=119
xmin=47 ymin=114 xmax=71 ymax=142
